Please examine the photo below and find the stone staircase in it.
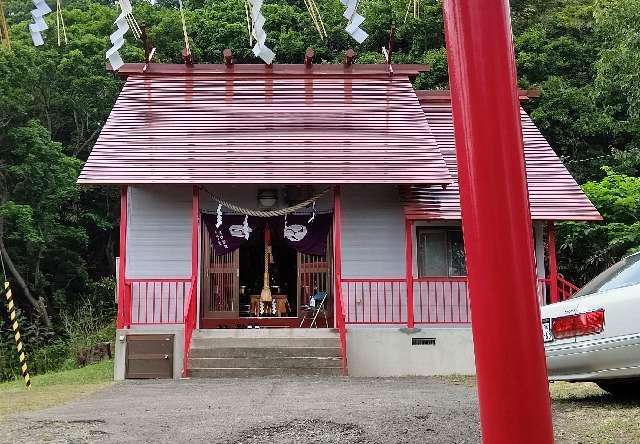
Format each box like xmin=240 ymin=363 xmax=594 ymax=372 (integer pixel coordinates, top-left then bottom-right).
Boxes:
xmin=187 ymin=329 xmax=343 ymax=377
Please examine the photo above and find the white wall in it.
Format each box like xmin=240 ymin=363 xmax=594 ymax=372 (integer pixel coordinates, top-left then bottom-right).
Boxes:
xmin=347 ymin=328 xmax=476 ymax=376
xmin=341 ymin=185 xmax=406 ymax=278
xmin=127 ymin=185 xmax=192 ymax=278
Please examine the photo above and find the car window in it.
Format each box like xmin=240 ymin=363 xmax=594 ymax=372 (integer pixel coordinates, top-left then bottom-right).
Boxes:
xmin=573 ymin=253 xmax=640 ymax=298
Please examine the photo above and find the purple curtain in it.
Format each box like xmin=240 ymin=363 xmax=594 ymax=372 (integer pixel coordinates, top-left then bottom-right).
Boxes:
xmin=202 ymin=213 xmax=332 ymax=256
xmin=271 ymin=213 xmax=333 ymax=256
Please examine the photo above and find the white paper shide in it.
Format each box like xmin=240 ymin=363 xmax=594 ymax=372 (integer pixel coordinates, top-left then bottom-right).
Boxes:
xmin=248 ymin=0 xmax=275 ymax=64
xmin=341 ymin=0 xmax=368 ymax=44
xmin=30 ymin=0 xmax=52 ymax=46
xmin=106 ymin=0 xmax=133 ymax=70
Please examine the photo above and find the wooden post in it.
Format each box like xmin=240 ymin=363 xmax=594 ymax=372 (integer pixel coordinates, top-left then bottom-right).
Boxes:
xmin=405 ymin=219 xmax=415 ymax=329
xmin=117 ymin=186 xmax=129 ymax=329
xmin=547 ymin=222 xmax=558 ymax=304
xmin=223 ymin=48 xmax=233 ymax=66
xmin=191 ymin=186 xmax=199 ymax=306
xmin=305 ymin=48 xmax=314 ymax=68
xmin=344 ymin=49 xmax=356 ymax=67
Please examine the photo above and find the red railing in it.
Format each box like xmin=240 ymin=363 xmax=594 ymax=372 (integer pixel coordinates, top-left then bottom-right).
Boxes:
xmin=342 ymin=275 xmax=581 ymax=326
xmin=334 ymin=283 xmax=348 ymax=375
xmin=538 ymin=276 xmax=580 ymax=304
xmin=414 ymin=277 xmax=470 ymax=324
xmin=182 ymin=276 xmax=197 ymax=377
xmin=342 ymin=278 xmax=407 ymax=324
xmin=126 ymin=278 xmax=192 ymax=325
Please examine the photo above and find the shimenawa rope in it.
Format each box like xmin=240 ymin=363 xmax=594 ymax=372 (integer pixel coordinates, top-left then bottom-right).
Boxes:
xmin=200 ymin=186 xmax=330 ymax=217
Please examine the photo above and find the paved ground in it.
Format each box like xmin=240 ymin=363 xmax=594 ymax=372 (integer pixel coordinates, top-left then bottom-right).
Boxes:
xmin=1 ymin=377 xmax=638 ymax=443
xmin=1 ymin=377 xmax=480 ymax=443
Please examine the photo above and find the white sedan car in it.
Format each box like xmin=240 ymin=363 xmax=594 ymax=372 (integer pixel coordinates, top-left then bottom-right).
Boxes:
xmin=541 ymin=252 xmax=640 ymax=397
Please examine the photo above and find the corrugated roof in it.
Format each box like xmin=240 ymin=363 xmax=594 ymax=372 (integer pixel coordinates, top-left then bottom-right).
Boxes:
xmin=402 ymin=96 xmax=602 ymax=221
xmin=78 ymin=74 xmax=451 ymax=185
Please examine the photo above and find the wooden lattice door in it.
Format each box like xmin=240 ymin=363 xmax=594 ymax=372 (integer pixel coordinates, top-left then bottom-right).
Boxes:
xmin=202 ymin=224 xmax=239 ymax=319
xmin=297 ymin=250 xmax=332 ymax=322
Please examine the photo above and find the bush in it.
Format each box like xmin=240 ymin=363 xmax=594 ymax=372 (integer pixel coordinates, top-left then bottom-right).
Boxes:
xmin=0 ymin=295 xmax=115 ymax=382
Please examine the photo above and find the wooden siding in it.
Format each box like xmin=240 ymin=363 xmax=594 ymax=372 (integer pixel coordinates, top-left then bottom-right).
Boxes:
xmin=127 ymin=185 xmax=192 ymax=278
xmin=341 ymin=185 xmax=406 ymax=278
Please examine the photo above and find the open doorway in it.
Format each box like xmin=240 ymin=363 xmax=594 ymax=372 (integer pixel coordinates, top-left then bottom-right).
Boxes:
xmin=239 ymin=226 xmax=298 ymax=318
xmin=200 ymin=220 xmax=333 ymax=328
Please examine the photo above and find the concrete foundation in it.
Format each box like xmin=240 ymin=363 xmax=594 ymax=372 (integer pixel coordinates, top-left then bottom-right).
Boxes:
xmin=346 ymin=327 xmax=476 ymax=377
xmin=114 ymin=326 xmax=185 ymax=380
xmin=114 ymin=326 xmax=474 ymax=379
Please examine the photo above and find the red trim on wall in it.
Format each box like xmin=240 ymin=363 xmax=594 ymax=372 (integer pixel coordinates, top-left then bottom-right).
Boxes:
xmin=547 ymin=222 xmax=558 ymax=304
xmin=405 ymin=219 xmax=415 ymax=329
xmin=191 ymin=186 xmax=199 ymax=309
xmin=117 ymin=185 xmax=129 ymax=329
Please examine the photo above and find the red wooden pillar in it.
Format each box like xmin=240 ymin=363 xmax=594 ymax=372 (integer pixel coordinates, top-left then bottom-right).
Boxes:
xmin=442 ymin=0 xmax=554 ymax=442
xmin=117 ymin=185 xmax=129 ymax=329
xmin=405 ymin=219 xmax=415 ymax=329
xmin=547 ymin=222 xmax=559 ymax=304
xmin=191 ymin=186 xmax=199 ymax=303
xmin=332 ymin=186 xmax=348 ymax=374
xmin=333 ymin=186 xmax=343 ymax=324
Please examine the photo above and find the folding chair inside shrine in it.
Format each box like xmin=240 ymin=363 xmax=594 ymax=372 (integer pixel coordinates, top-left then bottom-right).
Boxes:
xmin=299 ymin=290 xmax=329 ymax=328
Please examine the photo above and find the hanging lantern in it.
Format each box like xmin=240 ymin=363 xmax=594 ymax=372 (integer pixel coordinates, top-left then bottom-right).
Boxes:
xmin=257 ymin=188 xmax=278 ymax=208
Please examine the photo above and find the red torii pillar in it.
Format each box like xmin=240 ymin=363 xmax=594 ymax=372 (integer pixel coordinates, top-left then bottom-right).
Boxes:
xmin=442 ymin=0 xmax=554 ymax=442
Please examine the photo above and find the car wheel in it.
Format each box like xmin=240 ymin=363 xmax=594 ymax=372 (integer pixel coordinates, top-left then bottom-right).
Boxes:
xmin=597 ymin=380 xmax=640 ymax=398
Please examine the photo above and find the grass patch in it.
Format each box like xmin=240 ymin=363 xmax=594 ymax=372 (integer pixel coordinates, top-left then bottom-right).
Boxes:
xmin=551 ymin=381 xmax=640 ymax=444
xmin=0 ymin=360 xmax=113 ymax=419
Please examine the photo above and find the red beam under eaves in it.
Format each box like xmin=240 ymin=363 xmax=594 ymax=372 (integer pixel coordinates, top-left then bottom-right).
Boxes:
xmin=415 ymin=89 xmax=541 ymax=103
xmin=110 ymin=63 xmax=431 ymax=78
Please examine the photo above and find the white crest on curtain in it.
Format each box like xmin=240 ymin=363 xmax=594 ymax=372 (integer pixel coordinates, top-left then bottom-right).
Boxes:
xmin=29 ymin=0 xmax=52 ymax=46
xmin=341 ymin=0 xmax=368 ymax=44
xmin=284 ymin=225 xmax=308 ymax=242
xmin=229 ymin=224 xmax=253 ymax=238
xmin=247 ymin=0 xmax=275 ymax=64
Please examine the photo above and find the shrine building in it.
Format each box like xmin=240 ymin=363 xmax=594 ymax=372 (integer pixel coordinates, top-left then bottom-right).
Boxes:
xmin=78 ymin=60 xmax=600 ymax=379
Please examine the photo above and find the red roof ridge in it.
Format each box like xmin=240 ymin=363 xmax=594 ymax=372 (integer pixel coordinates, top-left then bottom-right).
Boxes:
xmin=110 ymin=63 xmax=431 ymax=79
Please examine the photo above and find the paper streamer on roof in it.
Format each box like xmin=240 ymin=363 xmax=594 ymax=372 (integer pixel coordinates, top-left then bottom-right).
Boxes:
xmin=29 ymin=0 xmax=51 ymax=46
xmin=106 ymin=0 xmax=141 ymax=71
xmin=247 ymin=0 xmax=275 ymax=64
xmin=341 ymin=0 xmax=368 ymax=44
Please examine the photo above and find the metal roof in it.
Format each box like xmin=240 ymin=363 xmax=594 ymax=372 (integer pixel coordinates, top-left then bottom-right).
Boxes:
xmin=402 ymin=94 xmax=602 ymax=221
xmin=78 ymin=71 xmax=451 ymax=185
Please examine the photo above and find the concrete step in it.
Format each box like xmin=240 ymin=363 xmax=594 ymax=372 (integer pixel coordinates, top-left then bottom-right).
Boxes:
xmin=189 ymin=346 xmax=341 ymax=359
xmin=193 ymin=328 xmax=339 ymax=339
xmin=189 ymin=356 xmax=342 ymax=369
xmin=188 ymin=367 xmax=342 ymax=378
xmin=191 ymin=337 xmax=339 ymax=348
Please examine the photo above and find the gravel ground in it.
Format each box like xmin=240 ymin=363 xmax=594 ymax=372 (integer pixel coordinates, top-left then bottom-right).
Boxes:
xmin=2 ymin=377 xmax=638 ymax=443
xmin=0 ymin=376 xmax=480 ymax=443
